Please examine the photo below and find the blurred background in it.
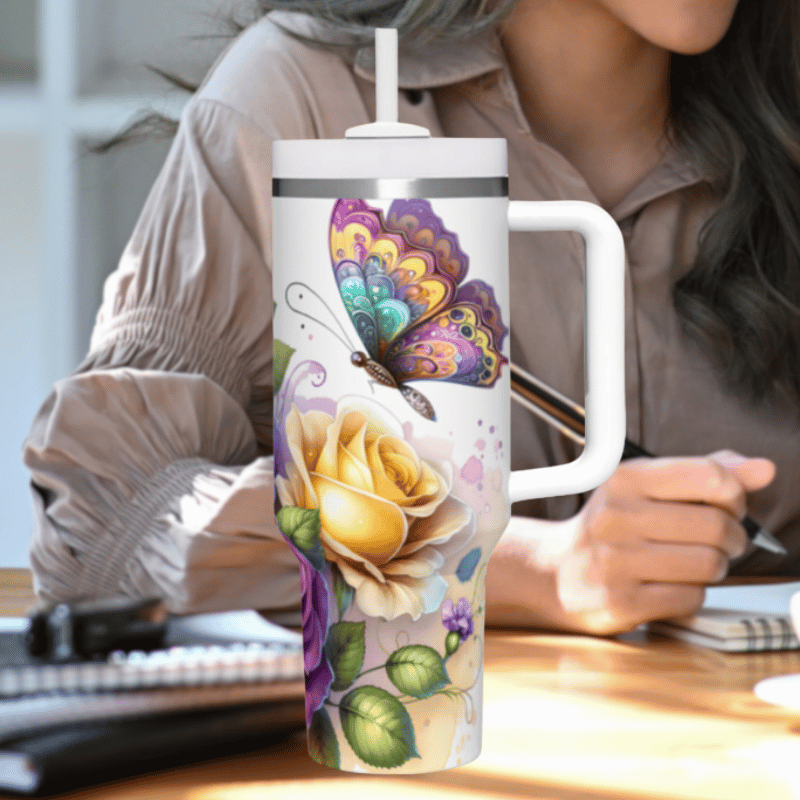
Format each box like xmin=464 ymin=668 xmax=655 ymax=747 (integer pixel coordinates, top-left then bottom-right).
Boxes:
xmin=0 ymin=0 xmax=256 ymax=566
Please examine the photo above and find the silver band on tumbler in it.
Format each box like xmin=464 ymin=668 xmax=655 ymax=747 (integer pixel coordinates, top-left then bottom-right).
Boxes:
xmin=272 ymin=177 xmax=509 ymax=199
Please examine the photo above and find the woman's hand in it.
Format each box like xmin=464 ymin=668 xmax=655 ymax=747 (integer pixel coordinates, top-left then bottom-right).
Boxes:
xmin=486 ymin=450 xmax=776 ymax=635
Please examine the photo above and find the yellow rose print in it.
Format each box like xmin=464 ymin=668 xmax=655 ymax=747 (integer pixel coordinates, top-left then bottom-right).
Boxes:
xmin=276 ymin=400 xmax=476 ymax=621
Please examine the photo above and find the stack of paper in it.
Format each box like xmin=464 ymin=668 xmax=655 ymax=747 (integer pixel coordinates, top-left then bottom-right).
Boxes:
xmin=649 ymin=581 xmax=800 ymax=652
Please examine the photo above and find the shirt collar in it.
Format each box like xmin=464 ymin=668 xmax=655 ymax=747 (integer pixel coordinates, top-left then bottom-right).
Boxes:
xmin=610 ymin=149 xmax=704 ymax=222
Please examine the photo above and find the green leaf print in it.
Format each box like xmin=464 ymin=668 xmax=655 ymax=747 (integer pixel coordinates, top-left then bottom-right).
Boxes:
xmin=308 ymin=707 xmax=340 ymax=769
xmin=324 ymin=622 xmax=366 ymax=692
xmin=331 ymin=564 xmax=354 ymax=618
xmin=444 ymin=631 xmax=461 ymax=657
xmin=385 ymin=645 xmax=450 ymax=699
xmin=276 ymin=506 xmax=325 ymax=572
xmin=339 ymin=686 xmax=419 ymax=769
xmin=273 ymin=339 xmax=295 ymax=394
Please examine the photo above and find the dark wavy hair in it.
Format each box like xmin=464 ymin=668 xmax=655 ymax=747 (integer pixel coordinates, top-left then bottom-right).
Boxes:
xmin=93 ymin=0 xmax=800 ymax=409
xmin=669 ymin=0 xmax=800 ymax=409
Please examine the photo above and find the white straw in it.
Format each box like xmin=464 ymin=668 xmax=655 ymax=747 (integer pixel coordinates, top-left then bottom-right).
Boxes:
xmin=375 ymin=28 xmax=399 ymax=124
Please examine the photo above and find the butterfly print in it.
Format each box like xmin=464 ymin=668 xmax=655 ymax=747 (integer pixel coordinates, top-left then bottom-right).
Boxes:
xmin=329 ymin=198 xmax=509 ymax=421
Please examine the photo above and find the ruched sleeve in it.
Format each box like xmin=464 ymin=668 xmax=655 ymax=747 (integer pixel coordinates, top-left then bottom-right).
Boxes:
xmin=24 ymin=96 xmax=304 ymax=615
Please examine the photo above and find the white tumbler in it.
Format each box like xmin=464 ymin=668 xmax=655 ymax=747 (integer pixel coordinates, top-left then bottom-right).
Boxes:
xmin=271 ymin=28 xmax=625 ymax=774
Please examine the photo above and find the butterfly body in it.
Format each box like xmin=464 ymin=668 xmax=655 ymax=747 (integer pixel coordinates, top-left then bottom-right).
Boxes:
xmin=330 ymin=199 xmax=508 ymax=420
xmin=351 ymin=350 xmax=437 ymax=420
xmin=351 ymin=351 xmax=397 ymax=388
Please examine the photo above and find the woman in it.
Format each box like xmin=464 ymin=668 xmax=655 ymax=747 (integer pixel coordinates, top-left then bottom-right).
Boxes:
xmin=23 ymin=0 xmax=800 ymax=634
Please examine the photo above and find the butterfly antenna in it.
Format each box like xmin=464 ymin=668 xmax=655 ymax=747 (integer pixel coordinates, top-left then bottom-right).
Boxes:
xmin=285 ymin=282 xmax=356 ymax=353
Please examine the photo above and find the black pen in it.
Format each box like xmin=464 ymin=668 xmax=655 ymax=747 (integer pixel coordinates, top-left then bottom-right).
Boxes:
xmin=509 ymin=361 xmax=787 ymax=556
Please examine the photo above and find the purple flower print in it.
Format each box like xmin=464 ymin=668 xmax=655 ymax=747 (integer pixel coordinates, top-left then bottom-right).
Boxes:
xmin=295 ymin=548 xmax=334 ymax=726
xmin=442 ymin=597 xmax=474 ymax=642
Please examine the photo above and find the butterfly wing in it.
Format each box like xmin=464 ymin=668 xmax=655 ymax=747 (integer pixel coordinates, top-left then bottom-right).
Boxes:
xmin=382 ymin=281 xmax=509 ymax=388
xmin=329 ymin=200 xmax=382 ymax=359
xmin=454 ymin=279 xmax=509 ymax=353
xmin=385 ymin=199 xmax=470 ymax=285
xmin=330 ymin=200 xmax=508 ymax=392
xmin=330 ymin=199 xmax=456 ymax=358
xmin=334 ymin=260 xmax=382 ymax=360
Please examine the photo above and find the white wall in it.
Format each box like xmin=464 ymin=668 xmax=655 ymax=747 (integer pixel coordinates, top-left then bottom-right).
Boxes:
xmin=0 ymin=135 xmax=47 ymax=566
xmin=0 ymin=0 xmax=248 ymax=567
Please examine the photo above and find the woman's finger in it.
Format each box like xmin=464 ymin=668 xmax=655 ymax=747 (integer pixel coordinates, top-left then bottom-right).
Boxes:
xmin=611 ymin=453 xmax=775 ymax=520
xmin=708 ymin=449 xmax=776 ymax=492
xmin=620 ymin=541 xmax=731 ymax=584
xmin=630 ymin=582 xmax=706 ymax=626
xmin=586 ymin=495 xmax=747 ymax=557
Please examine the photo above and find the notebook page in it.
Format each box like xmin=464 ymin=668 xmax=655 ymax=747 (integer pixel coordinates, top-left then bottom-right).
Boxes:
xmin=0 ymin=679 xmax=306 ymax=740
xmin=703 ymin=581 xmax=800 ymax=614
xmin=0 ymin=610 xmax=304 ymax=698
xmin=165 ymin=610 xmax=301 ymax=647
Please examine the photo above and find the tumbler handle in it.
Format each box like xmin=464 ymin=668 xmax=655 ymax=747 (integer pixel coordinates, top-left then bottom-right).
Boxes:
xmin=508 ymin=200 xmax=626 ymax=501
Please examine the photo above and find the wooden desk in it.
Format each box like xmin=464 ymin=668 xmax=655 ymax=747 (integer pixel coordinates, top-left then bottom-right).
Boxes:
xmin=4 ymin=571 xmax=800 ymax=800
xmin=0 ymin=569 xmax=38 ymax=616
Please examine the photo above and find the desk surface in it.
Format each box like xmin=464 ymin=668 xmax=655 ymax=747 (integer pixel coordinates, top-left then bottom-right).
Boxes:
xmin=4 ymin=569 xmax=800 ymax=800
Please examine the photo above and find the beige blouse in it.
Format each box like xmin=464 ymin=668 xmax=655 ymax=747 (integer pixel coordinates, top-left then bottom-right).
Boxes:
xmin=23 ymin=12 xmax=800 ymax=615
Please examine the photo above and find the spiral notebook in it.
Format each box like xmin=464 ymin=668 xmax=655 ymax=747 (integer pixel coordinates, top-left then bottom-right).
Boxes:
xmin=649 ymin=581 xmax=800 ymax=652
xmin=1 ymin=610 xmax=302 ymax=694
xmin=0 ymin=610 xmax=307 ymax=794
xmin=0 ymin=610 xmax=305 ymax=737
